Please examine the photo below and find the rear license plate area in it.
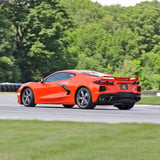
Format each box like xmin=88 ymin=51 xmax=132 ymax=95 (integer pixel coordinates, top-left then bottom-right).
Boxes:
xmin=121 ymin=84 xmax=128 ymax=90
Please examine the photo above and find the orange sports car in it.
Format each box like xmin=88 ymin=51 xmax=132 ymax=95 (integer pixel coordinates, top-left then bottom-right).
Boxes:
xmin=17 ymin=70 xmax=141 ymax=110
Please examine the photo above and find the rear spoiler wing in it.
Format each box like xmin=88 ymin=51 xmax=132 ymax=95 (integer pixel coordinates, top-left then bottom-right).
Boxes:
xmin=100 ymin=76 xmax=139 ymax=81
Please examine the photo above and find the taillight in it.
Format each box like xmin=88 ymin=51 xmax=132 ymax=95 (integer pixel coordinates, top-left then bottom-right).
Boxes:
xmin=133 ymin=81 xmax=139 ymax=85
xmin=93 ymin=80 xmax=114 ymax=85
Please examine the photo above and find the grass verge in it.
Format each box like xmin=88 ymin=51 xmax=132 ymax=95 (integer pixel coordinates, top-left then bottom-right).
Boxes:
xmin=138 ymin=96 xmax=160 ymax=105
xmin=0 ymin=120 xmax=160 ymax=160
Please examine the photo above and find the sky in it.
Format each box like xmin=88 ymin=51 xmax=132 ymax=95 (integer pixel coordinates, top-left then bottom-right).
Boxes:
xmin=90 ymin=0 xmax=158 ymax=6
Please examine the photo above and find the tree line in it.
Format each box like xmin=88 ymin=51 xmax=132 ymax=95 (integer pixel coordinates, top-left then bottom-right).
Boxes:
xmin=0 ymin=0 xmax=160 ymax=90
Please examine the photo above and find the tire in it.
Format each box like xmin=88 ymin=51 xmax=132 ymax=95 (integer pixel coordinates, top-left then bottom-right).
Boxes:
xmin=115 ymin=103 xmax=135 ymax=110
xmin=63 ymin=105 xmax=74 ymax=108
xmin=76 ymin=87 xmax=96 ymax=109
xmin=21 ymin=88 xmax=36 ymax=107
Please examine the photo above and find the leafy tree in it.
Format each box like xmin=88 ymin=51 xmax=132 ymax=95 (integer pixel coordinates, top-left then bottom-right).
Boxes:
xmin=1 ymin=0 xmax=160 ymax=90
xmin=124 ymin=1 xmax=160 ymax=53
xmin=68 ymin=23 xmax=113 ymax=73
xmin=61 ymin=0 xmax=105 ymax=26
xmin=0 ymin=8 xmax=21 ymax=82
xmin=140 ymin=52 xmax=160 ymax=90
xmin=22 ymin=1 xmax=73 ymax=81
xmin=1 ymin=0 xmax=73 ymax=82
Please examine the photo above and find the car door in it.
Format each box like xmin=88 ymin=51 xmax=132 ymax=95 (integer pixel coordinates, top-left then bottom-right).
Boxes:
xmin=34 ymin=72 xmax=74 ymax=104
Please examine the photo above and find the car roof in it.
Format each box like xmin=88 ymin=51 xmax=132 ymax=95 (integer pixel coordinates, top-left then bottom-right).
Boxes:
xmin=59 ymin=70 xmax=110 ymax=77
xmin=59 ymin=69 xmax=99 ymax=73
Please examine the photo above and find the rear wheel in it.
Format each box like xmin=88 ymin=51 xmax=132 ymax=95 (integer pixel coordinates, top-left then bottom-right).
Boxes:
xmin=114 ymin=103 xmax=135 ymax=110
xmin=21 ymin=88 xmax=36 ymax=107
xmin=76 ymin=87 xmax=96 ymax=109
xmin=63 ymin=105 xmax=74 ymax=108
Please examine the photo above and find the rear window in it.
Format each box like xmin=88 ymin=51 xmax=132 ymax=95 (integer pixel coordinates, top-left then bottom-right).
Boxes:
xmin=80 ymin=71 xmax=107 ymax=77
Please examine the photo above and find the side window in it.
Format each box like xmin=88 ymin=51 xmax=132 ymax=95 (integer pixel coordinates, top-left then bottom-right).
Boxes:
xmin=69 ymin=73 xmax=75 ymax=78
xmin=45 ymin=72 xmax=75 ymax=82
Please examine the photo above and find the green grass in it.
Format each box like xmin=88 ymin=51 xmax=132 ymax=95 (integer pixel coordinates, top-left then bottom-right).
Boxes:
xmin=138 ymin=96 xmax=160 ymax=105
xmin=1 ymin=120 xmax=160 ymax=160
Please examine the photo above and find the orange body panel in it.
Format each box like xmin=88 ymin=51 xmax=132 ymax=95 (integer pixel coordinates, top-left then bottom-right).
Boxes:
xmin=17 ymin=70 xmax=141 ymax=106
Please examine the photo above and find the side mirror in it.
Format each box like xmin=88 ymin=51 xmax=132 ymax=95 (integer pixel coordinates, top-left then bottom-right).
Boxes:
xmin=40 ymin=78 xmax=45 ymax=83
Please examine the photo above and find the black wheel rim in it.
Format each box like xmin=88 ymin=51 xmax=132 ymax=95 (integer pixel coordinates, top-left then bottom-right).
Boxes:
xmin=22 ymin=88 xmax=33 ymax=106
xmin=77 ymin=88 xmax=90 ymax=108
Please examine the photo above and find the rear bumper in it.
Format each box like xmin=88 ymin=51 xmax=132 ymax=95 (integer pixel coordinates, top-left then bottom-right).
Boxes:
xmin=96 ymin=92 xmax=141 ymax=105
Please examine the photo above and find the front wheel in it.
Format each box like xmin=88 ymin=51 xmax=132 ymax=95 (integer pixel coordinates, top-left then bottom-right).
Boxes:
xmin=76 ymin=87 xmax=96 ymax=109
xmin=114 ymin=103 xmax=135 ymax=110
xmin=21 ymin=88 xmax=36 ymax=107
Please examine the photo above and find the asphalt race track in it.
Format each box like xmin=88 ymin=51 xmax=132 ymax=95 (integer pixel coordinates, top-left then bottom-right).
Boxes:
xmin=0 ymin=94 xmax=160 ymax=124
